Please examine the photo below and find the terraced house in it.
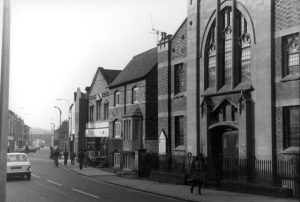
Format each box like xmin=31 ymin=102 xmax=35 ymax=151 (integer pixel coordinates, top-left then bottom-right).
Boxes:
xmin=108 ymin=48 xmax=158 ymax=171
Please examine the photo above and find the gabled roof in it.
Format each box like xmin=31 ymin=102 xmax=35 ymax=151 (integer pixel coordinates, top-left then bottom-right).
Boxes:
xmin=110 ymin=48 xmax=157 ymax=87
xmin=88 ymin=67 xmax=121 ymax=94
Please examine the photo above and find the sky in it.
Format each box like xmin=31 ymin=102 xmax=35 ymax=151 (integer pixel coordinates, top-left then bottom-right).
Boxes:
xmin=9 ymin=0 xmax=187 ymax=130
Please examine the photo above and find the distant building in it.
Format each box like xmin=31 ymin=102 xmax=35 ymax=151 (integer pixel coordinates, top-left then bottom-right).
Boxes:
xmin=8 ymin=110 xmax=30 ymax=152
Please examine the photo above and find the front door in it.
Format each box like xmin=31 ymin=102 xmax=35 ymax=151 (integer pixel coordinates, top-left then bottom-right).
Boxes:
xmin=222 ymin=130 xmax=238 ymax=159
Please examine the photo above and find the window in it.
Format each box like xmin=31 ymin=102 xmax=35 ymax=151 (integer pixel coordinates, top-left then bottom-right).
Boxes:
xmin=132 ymin=119 xmax=141 ymax=140
xmin=132 ymin=87 xmax=139 ymax=104
xmin=113 ymin=120 xmax=121 ymax=138
xmin=204 ymin=7 xmax=252 ymax=89
xmin=175 ymin=63 xmax=185 ymax=94
xmin=114 ymin=91 xmax=120 ymax=106
xmin=240 ymin=15 xmax=251 ymax=82
xmin=206 ymin=22 xmax=216 ymax=88
xmin=283 ymin=33 xmax=300 ymax=77
xmin=123 ymin=119 xmax=132 ymax=140
xmin=114 ymin=152 xmax=120 ymax=167
xmin=223 ymin=8 xmax=232 ymax=85
xmin=89 ymin=105 xmax=94 ymax=122
xmin=284 ymin=106 xmax=300 ymax=148
xmin=96 ymin=100 xmax=101 ymax=121
xmin=175 ymin=116 xmax=184 ymax=147
xmin=104 ymin=102 xmax=109 ymax=120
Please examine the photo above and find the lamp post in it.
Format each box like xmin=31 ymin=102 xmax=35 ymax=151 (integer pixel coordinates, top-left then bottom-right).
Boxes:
xmin=54 ymin=106 xmax=62 ymax=149
xmin=56 ymin=98 xmax=71 ymax=152
xmin=54 ymin=106 xmax=62 ymax=127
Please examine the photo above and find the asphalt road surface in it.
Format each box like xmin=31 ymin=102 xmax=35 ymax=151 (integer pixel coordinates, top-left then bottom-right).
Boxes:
xmin=6 ymin=150 xmax=180 ymax=202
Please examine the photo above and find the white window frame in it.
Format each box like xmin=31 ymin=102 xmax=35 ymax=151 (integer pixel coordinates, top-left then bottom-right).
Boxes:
xmin=114 ymin=121 xmax=121 ymax=138
xmin=114 ymin=91 xmax=120 ymax=106
xmin=132 ymin=87 xmax=139 ymax=104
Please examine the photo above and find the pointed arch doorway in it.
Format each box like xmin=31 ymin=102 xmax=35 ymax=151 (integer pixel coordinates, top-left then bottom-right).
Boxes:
xmin=208 ymin=124 xmax=239 ymax=187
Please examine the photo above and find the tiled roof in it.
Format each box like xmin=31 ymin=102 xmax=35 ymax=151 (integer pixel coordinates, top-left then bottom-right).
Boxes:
xmin=101 ymin=68 xmax=121 ymax=85
xmin=110 ymin=48 xmax=157 ymax=87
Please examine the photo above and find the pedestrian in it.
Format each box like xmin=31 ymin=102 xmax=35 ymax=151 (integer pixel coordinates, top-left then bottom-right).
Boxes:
xmin=63 ymin=149 xmax=69 ymax=166
xmin=190 ymin=153 xmax=206 ymax=195
xmin=84 ymin=150 xmax=88 ymax=167
xmin=70 ymin=152 xmax=76 ymax=165
xmin=53 ymin=149 xmax=60 ymax=167
xmin=78 ymin=150 xmax=85 ymax=170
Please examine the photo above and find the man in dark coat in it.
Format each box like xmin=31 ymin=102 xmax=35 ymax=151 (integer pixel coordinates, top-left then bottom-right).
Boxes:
xmin=53 ymin=149 xmax=60 ymax=167
xmin=190 ymin=153 xmax=206 ymax=195
xmin=78 ymin=150 xmax=85 ymax=170
xmin=63 ymin=149 xmax=69 ymax=165
xmin=70 ymin=152 xmax=76 ymax=165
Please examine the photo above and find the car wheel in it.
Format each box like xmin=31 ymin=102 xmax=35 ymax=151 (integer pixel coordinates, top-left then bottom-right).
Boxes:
xmin=27 ymin=173 xmax=31 ymax=180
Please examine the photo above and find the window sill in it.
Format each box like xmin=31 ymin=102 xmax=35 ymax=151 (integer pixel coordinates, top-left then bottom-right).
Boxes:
xmin=174 ymin=146 xmax=186 ymax=151
xmin=174 ymin=92 xmax=185 ymax=99
xmin=281 ymin=75 xmax=300 ymax=82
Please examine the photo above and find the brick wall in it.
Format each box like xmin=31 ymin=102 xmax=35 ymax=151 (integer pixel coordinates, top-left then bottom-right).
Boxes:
xmin=274 ymin=0 xmax=300 ymax=155
xmin=275 ymin=0 xmax=300 ymax=31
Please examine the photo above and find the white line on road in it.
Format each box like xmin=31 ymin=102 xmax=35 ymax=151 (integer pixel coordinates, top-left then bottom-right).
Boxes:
xmin=72 ymin=188 xmax=100 ymax=199
xmin=32 ymin=173 xmax=41 ymax=178
xmin=46 ymin=180 xmax=62 ymax=186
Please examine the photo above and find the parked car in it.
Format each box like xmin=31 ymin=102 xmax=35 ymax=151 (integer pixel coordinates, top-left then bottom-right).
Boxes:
xmin=28 ymin=146 xmax=37 ymax=153
xmin=86 ymin=151 xmax=102 ymax=166
xmin=16 ymin=146 xmax=26 ymax=153
xmin=7 ymin=153 xmax=31 ymax=180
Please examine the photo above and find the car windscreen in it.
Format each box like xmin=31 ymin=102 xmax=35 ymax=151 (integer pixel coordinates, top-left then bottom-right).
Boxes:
xmin=7 ymin=154 xmax=28 ymax=162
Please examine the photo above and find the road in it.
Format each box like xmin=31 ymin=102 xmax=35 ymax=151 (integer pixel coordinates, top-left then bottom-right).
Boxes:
xmin=6 ymin=150 xmax=180 ymax=202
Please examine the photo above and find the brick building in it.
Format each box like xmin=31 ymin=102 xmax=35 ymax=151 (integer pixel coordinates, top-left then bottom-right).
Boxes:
xmin=108 ymin=48 xmax=158 ymax=171
xmin=7 ymin=110 xmax=30 ymax=152
xmin=157 ymin=0 xmax=299 ymax=190
xmin=85 ymin=67 xmax=121 ymax=156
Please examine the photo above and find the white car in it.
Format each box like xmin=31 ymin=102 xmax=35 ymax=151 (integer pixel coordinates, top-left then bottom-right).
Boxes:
xmin=7 ymin=153 xmax=31 ymax=180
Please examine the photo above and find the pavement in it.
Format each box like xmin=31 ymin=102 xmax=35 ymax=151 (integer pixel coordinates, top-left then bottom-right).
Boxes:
xmin=58 ymin=159 xmax=298 ymax=202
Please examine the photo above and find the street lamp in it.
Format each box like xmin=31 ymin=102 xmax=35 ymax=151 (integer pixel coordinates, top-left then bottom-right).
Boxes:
xmin=56 ymin=98 xmax=72 ymax=152
xmin=54 ymin=106 xmax=62 ymax=127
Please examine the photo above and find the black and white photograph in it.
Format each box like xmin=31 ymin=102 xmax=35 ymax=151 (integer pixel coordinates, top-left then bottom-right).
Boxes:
xmin=0 ymin=0 xmax=299 ymax=201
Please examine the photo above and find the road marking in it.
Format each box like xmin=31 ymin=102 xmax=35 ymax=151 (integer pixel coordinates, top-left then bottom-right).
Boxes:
xmin=46 ymin=180 xmax=62 ymax=186
xmin=72 ymin=188 xmax=100 ymax=199
xmin=32 ymin=173 xmax=41 ymax=178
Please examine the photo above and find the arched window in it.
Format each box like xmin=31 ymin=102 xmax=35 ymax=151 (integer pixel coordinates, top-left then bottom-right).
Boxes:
xmin=223 ymin=7 xmax=232 ymax=85
xmin=204 ymin=6 xmax=252 ymax=89
xmin=114 ymin=91 xmax=120 ymax=106
xmin=239 ymin=14 xmax=251 ymax=82
xmin=104 ymin=101 xmax=109 ymax=120
xmin=132 ymin=86 xmax=139 ymax=104
xmin=205 ymin=22 xmax=216 ymax=88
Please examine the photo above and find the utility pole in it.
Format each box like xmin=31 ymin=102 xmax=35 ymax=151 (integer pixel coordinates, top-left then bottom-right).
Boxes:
xmin=0 ymin=0 xmax=10 ymax=201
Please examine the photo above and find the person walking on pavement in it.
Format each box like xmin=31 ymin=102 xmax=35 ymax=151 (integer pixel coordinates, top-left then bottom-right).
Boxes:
xmin=63 ymin=149 xmax=69 ymax=166
xmin=78 ymin=150 xmax=85 ymax=170
xmin=190 ymin=153 xmax=207 ymax=195
xmin=70 ymin=152 xmax=76 ymax=165
xmin=84 ymin=150 xmax=88 ymax=167
xmin=53 ymin=149 xmax=60 ymax=167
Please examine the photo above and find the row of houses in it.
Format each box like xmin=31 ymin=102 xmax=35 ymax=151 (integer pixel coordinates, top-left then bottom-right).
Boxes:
xmin=65 ymin=0 xmax=299 ymax=195
xmin=8 ymin=110 xmax=30 ymax=152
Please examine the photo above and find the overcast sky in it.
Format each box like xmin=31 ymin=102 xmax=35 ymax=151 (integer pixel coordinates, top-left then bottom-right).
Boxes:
xmin=9 ymin=0 xmax=187 ymax=130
